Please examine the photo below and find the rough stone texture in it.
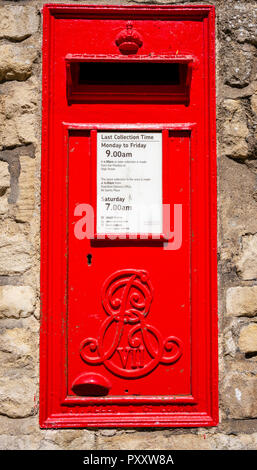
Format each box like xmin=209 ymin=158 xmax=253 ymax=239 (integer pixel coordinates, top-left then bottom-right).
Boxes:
xmin=238 ymin=324 xmax=257 ymax=354
xmin=0 ymin=232 xmax=32 ymax=275
xmin=221 ymin=99 xmax=249 ymax=159
xmin=0 ymin=160 xmax=10 ymax=216
xmin=0 ymin=416 xmax=96 ymax=450
xmin=220 ymin=3 xmax=257 ymax=46
xmin=0 ymin=316 xmax=38 ymax=418
xmin=218 ymin=156 xmax=257 ymax=264
xmin=0 ymin=375 xmax=37 ymax=418
xmin=0 ymin=79 xmax=38 ymax=150
xmin=224 ymin=329 xmax=237 ymax=357
xmin=0 ymin=286 xmax=35 ymax=318
xmin=0 ymin=6 xmax=39 ymax=42
xmin=15 ymin=156 xmax=36 ymax=222
xmin=0 ymin=0 xmax=256 ymax=451
xmin=252 ymin=91 xmax=257 ymax=115
xmin=222 ymin=371 xmax=257 ymax=419
xmin=0 ymin=317 xmax=38 ymax=376
xmin=223 ymin=43 xmax=254 ymax=88
xmin=96 ymin=430 xmax=257 ymax=450
xmin=0 ymin=40 xmax=39 ymax=83
xmin=226 ymin=286 xmax=257 ymax=317
xmin=237 ymin=233 xmax=257 ymax=280
xmin=0 ymin=161 xmax=9 ymax=195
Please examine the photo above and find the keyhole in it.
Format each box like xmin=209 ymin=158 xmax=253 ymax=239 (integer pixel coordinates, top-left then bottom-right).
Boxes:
xmin=87 ymin=253 xmax=92 ymax=266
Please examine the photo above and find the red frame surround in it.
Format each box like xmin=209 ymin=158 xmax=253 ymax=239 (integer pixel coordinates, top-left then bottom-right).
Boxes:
xmin=40 ymin=4 xmax=218 ymax=428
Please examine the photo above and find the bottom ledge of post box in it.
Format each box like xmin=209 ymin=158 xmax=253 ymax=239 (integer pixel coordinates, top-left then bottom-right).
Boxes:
xmin=40 ymin=412 xmax=218 ymax=429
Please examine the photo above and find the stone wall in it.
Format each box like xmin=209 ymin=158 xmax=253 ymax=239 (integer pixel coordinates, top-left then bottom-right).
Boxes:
xmin=0 ymin=0 xmax=256 ymax=450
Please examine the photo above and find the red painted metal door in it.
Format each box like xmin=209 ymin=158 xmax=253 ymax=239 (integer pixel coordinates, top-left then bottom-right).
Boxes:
xmin=40 ymin=4 xmax=218 ymax=428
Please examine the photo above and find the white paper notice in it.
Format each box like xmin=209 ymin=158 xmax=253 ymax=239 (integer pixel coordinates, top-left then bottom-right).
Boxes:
xmin=97 ymin=131 xmax=162 ymax=235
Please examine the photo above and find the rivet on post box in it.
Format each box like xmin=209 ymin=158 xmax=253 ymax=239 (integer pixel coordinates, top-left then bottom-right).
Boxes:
xmin=40 ymin=5 xmax=218 ymax=428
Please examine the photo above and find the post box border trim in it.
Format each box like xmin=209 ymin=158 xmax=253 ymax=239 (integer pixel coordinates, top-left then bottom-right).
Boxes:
xmin=43 ymin=3 xmax=212 ymax=20
xmin=40 ymin=4 xmax=218 ymax=429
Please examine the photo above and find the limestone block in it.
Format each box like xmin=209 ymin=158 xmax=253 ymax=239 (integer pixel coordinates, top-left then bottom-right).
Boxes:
xmin=221 ymin=4 xmax=257 ymax=46
xmin=0 ymin=114 xmax=37 ymax=149
xmin=0 ymin=375 xmax=36 ymax=418
xmin=0 ymin=6 xmax=39 ymax=41
xmin=212 ymin=433 xmax=257 ymax=450
xmin=226 ymin=286 xmax=257 ymax=317
xmin=238 ymin=324 xmax=257 ymax=354
xmin=0 ymin=40 xmax=38 ymax=83
xmin=0 ymin=415 xmax=95 ymax=450
xmin=0 ymin=161 xmax=10 ymax=215
xmin=0 ymin=161 xmax=10 ymax=196
xmin=0 ymin=197 xmax=8 ymax=216
xmin=0 ymin=79 xmax=38 ymax=119
xmin=222 ymin=371 xmax=257 ymax=418
xmin=0 ymin=233 xmax=32 ymax=275
xmin=96 ymin=431 xmax=257 ymax=450
xmin=251 ymin=91 xmax=257 ymax=115
xmin=222 ymin=99 xmax=249 ymax=159
xmin=224 ymin=330 xmax=237 ymax=357
xmin=223 ymin=43 xmax=253 ymax=88
xmin=0 ymin=434 xmax=42 ymax=451
xmin=0 ymin=80 xmax=38 ymax=149
xmin=0 ymin=286 xmax=35 ymax=318
xmin=0 ymin=316 xmax=38 ymax=376
xmin=41 ymin=430 xmax=96 ymax=450
xmin=218 ymin=157 xmax=257 ymax=263
xmin=15 ymin=156 xmax=35 ymax=222
xmin=237 ymin=233 xmax=257 ymax=280
xmin=15 ymin=114 xmax=37 ymax=146
xmin=96 ymin=431 xmax=212 ymax=450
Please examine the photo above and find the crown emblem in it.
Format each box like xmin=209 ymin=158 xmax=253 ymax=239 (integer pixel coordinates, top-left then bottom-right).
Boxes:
xmin=115 ymin=21 xmax=143 ymax=55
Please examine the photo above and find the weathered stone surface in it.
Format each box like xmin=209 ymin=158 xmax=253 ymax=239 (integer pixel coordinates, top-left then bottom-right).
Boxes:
xmin=0 ymin=161 xmax=10 ymax=215
xmin=0 ymin=161 xmax=10 ymax=196
xmin=237 ymin=233 xmax=257 ymax=280
xmin=0 ymin=197 xmax=8 ymax=216
xmin=0 ymin=233 xmax=32 ymax=275
xmin=40 ymin=430 xmax=96 ymax=450
xmin=0 ymin=114 xmax=37 ymax=150
xmin=97 ymin=430 xmax=257 ymax=450
xmin=224 ymin=329 xmax=237 ymax=357
xmin=212 ymin=432 xmax=257 ymax=450
xmin=221 ymin=99 xmax=249 ymax=159
xmin=238 ymin=324 xmax=257 ymax=354
xmin=0 ymin=416 xmax=95 ymax=450
xmin=0 ymin=316 xmax=38 ymax=419
xmin=0 ymin=6 xmax=39 ymax=42
xmin=0 ymin=316 xmax=38 ymax=374
xmin=220 ymin=4 xmax=257 ymax=46
xmin=218 ymin=156 xmax=257 ymax=265
xmin=96 ymin=431 xmax=212 ymax=450
xmin=15 ymin=156 xmax=36 ymax=222
xmin=0 ymin=286 xmax=35 ymax=318
xmin=0 ymin=80 xmax=38 ymax=149
xmin=251 ymin=91 xmax=257 ymax=115
xmin=0 ymin=79 xmax=38 ymax=119
xmin=226 ymin=286 xmax=257 ymax=317
xmin=222 ymin=371 xmax=257 ymax=418
xmin=222 ymin=43 xmax=254 ymax=88
xmin=0 ymin=375 xmax=36 ymax=418
xmin=0 ymin=416 xmax=95 ymax=449
xmin=229 ymin=359 xmax=257 ymax=375
xmin=0 ymin=40 xmax=38 ymax=83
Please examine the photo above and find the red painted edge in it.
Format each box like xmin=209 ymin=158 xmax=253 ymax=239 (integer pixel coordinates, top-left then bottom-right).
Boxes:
xmin=40 ymin=4 xmax=218 ymax=428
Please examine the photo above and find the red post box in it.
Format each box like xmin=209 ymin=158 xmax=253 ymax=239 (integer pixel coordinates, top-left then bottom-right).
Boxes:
xmin=40 ymin=4 xmax=218 ymax=428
